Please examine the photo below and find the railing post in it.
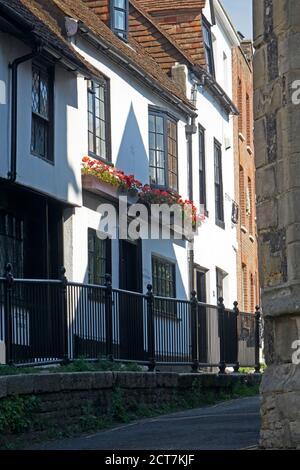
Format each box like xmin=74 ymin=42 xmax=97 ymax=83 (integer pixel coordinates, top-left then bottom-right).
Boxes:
xmin=255 ymin=305 xmax=261 ymax=373
xmin=4 ymin=263 xmax=13 ymax=365
xmin=105 ymin=274 xmax=113 ymax=360
xmin=146 ymin=284 xmax=155 ymax=371
xmin=191 ymin=290 xmax=199 ymax=373
xmin=233 ymin=301 xmax=240 ymax=373
xmin=218 ymin=296 xmax=226 ymax=374
xmin=60 ymin=267 xmax=69 ymax=364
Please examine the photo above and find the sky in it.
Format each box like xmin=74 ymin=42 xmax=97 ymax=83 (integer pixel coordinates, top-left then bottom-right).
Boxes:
xmin=220 ymin=0 xmax=253 ymax=39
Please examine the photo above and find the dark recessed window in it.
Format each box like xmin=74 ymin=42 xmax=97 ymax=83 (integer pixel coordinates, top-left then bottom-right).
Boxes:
xmin=152 ymin=256 xmax=176 ymax=317
xmin=88 ymin=228 xmax=111 ymax=286
xmin=31 ymin=63 xmax=54 ymax=162
xmin=111 ymin=0 xmax=129 ymax=41
xmin=214 ymin=139 xmax=224 ymax=228
xmin=199 ymin=125 xmax=207 ymax=212
xmin=88 ymin=79 xmax=111 ymax=162
xmin=202 ymin=16 xmax=215 ymax=77
xmin=149 ymin=109 xmax=178 ymax=192
xmin=0 ymin=210 xmax=24 ymax=278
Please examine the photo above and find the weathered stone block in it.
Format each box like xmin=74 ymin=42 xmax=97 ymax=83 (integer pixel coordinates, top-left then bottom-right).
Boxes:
xmin=253 ymin=0 xmax=265 ymax=47
xmin=287 ymin=243 xmax=300 ymax=282
xmin=257 ymin=199 xmax=278 ymax=230
xmin=156 ymin=372 xmax=178 ymax=388
xmin=253 ymin=46 xmax=268 ymax=92
xmin=92 ymin=371 xmax=113 ymax=389
xmin=33 ymin=374 xmax=62 ymax=393
xmin=260 ymin=365 xmax=300 ymax=448
xmin=256 ymin=166 xmax=276 ymax=202
xmin=58 ymin=372 xmax=93 ymax=392
xmin=254 ymin=117 xmax=267 ymax=168
xmin=6 ymin=375 xmax=35 ymax=396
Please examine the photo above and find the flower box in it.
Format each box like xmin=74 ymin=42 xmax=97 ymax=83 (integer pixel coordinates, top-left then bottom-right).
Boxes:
xmin=82 ymin=174 xmax=139 ymax=204
xmin=81 ymin=157 xmax=204 ymax=234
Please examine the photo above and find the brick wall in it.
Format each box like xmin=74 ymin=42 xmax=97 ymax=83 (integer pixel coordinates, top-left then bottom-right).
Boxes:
xmin=232 ymin=45 xmax=259 ymax=312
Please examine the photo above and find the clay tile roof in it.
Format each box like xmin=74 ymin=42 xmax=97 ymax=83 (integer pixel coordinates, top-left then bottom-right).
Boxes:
xmin=49 ymin=0 xmax=195 ymax=112
xmin=133 ymin=0 xmax=207 ymax=68
xmin=0 ymin=0 xmax=107 ymax=81
xmin=129 ymin=0 xmax=194 ymax=73
xmin=135 ymin=0 xmax=206 ymax=13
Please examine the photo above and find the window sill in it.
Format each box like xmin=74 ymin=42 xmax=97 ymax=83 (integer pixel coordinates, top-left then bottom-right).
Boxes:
xmin=88 ymin=152 xmax=112 ymax=166
xmin=216 ymin=219 xmax=225 ymax=230
xmin=31 ymin=151 xmax=54 ymax=166
xmin=150 ymin=184 xmax=178 ymax=194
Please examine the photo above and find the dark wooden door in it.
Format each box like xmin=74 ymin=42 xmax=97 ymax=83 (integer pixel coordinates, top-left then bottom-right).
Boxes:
xmin=119 ymin=239 xmax=144 ymax=360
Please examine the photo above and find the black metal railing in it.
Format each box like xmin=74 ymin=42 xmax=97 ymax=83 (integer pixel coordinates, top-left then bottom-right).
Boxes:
xmin=0 ymin=264 xmax=262 ymax=372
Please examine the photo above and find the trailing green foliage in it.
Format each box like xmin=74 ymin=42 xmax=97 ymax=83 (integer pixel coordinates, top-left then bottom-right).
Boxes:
xmin=0 ymin=396 xmax=38 ymax=435
xmin=0 ymin=359 xmax=143 ymax=376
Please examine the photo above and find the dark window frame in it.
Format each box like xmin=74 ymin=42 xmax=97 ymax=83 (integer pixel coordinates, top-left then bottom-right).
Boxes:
xmin=152 ymin=255 xmax=177 ymax=318
xmin=202 ymin=15 xmax=215 ymax=77
xmin=0 ymin=209 xmax=24 ymax=279
xmin=110 ymin=0 xmax=129 ymax=42
xmin=198 ymin=124 xmax=207 ymax=214
xmin=216 ymin=267 xmax=224 ymax=301
xmin=87 ymin=78 xmax=111 ymax=163
xmin=87 ymin=228 xmax=112 ymax=288
xmin=31 ymin=61 xmax=54 ymax=163
xmin=148 ymin=107 xmax=179 ymax=192
xmin=214 ymin=139 xmax=225 ymax=229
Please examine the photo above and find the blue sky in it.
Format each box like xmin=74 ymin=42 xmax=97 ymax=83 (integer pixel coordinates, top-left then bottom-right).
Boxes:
xmin=220 ymin=0 xmax=253 ymax=39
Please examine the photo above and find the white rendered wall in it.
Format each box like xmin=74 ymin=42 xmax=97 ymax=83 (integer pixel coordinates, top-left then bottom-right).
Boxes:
xmin=0 ymin=33 xmax=85 ymax=206
xmin=187 ymin=1 xmax=238 ymax=307
xmin=65 ymin=37 xmax=190 ymax=295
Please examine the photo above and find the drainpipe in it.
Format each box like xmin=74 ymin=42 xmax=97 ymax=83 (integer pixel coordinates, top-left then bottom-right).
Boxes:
xmin=8 ymin=49 xmax=41 ymax=182
xmin=185 ymin=113 xmax=197 ymax=295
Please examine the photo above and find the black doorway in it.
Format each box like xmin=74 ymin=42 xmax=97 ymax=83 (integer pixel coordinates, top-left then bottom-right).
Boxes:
xmin=119 ymin=239 xmax=144 ymax=360
xmin=194 ymin=268 xmax=208 ymax=363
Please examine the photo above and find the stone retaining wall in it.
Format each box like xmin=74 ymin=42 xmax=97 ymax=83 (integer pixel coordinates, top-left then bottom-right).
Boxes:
xmin=0 ymin=372 xmax=261 ymax=429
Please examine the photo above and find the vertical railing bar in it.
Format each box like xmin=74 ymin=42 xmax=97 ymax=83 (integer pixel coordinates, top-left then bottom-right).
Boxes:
xmin=218 ymin=297 xmax=226 ymax=374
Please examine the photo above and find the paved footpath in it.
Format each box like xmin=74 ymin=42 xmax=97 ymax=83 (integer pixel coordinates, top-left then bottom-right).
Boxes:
xmin=30 ymin=396 xmax=260 ymax=450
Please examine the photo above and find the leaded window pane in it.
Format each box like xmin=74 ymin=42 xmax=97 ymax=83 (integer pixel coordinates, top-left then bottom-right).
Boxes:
xmin=31 ymin=64 xmax=52 ymax=161
xmin=214 ymin=141 xmax=224 ymax=224
xmin=112 ymin=0 xmax=128 ymax=40
xmin=152 ymin=257 xmax=176 ymax=317
xmin=148 ymin=111 xmax=178 ymax=190
xmin=202 ymin=18 xmax=215 ymax=76
xmin=156 ymin=116 xmax=164 ymax=134
xmin=114 ymin=10 xmax=125 ymax=30
xmin=114 ymin=0 xmax=126 ymax=7
xmin=87 ymin=80 xmax=109 ymax=161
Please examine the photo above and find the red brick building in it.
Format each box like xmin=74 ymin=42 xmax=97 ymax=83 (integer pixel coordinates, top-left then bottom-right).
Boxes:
xmin=232 ymin=41 xmax=259 ymax=312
